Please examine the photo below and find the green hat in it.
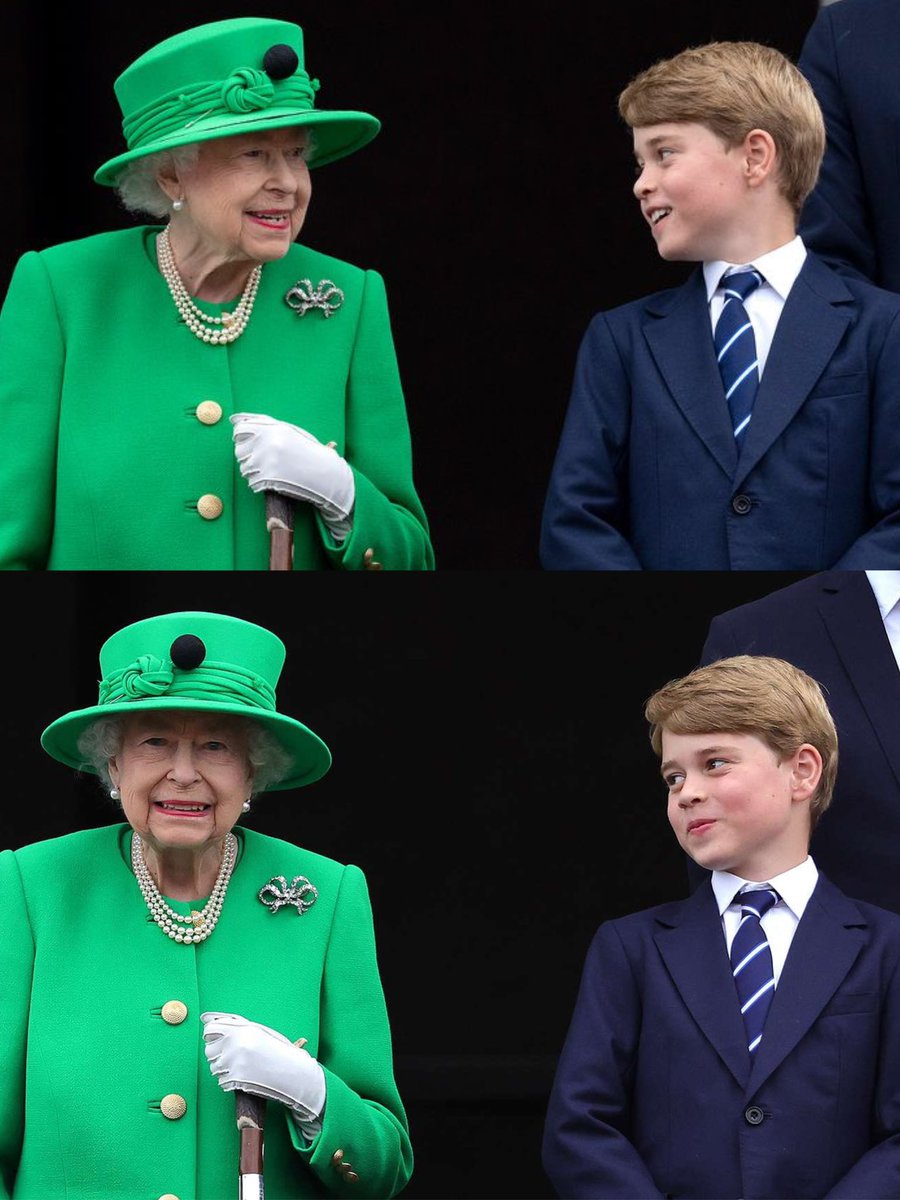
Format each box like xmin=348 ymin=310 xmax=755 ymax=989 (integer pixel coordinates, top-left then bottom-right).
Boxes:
xmin=40 ymin=611 xmax=332 ymax=791
xmin=94 ymin=16 xmax=380 ymax=186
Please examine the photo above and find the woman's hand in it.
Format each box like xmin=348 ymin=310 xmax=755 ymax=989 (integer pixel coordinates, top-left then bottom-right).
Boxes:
xmin=230 ymin=412 xmax=355 ymax=528
xmin=201 ymin=1010 xmax=326 ymax=1121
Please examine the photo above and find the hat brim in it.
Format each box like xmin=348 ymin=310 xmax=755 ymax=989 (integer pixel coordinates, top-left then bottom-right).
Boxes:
xmin=40 ymin=697 xmax=332 ymax=791
xmin=94 ymin=108 xmax=381 ymax=187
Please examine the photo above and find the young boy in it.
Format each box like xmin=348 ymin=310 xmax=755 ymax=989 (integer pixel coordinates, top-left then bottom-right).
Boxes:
xmin=539 ymin=42 xmax=900 ymax=569
xmin=542 ymin=655 xmax=900 ymax=1198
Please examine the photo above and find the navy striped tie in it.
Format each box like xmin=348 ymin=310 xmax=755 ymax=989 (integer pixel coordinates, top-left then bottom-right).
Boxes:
xmin=730 ymin=886 xmax=778 ymax=1055
xmin=714 ymin=269 xmax=763 ymax=448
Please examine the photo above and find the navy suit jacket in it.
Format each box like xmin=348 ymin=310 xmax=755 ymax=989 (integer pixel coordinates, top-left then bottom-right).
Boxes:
xmin=700 ymin=571 xmax=900 ymax=912
xmin=799 ymin=0 xmax=900 ymax=291
xmin=539 ymin=255 xmax=900 ymax=569
xmin=542 ymin=874 xmax=900 ymax=1199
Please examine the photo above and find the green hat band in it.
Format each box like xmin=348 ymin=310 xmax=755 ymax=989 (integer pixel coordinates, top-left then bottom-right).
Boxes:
xmin=98 ymin=654 xmax=276 ymax=711
xmin=122 ymin=68 xmax=320 ymax=154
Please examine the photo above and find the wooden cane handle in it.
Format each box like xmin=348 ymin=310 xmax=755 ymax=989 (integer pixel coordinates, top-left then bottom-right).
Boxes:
xmin=265 ymin=491 xmax=295 ymax=572
xmin=237 ymin=1090 xmax=266 ymax=1197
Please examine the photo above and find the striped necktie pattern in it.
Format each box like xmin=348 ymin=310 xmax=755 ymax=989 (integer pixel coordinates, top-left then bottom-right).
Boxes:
xmin=730 ymin=886 xmax=779 ymax=1054
xmin=714 ymin=269 xmax=763 ymax=448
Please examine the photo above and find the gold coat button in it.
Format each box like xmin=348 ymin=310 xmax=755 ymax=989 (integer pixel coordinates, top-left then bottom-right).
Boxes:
xmin=197 ymin=494 xmax=224 ymax=520
xmin=161 ymin=1000 xmax=188 ymax=1025
xmin=158 ymin=1194 xmax=181 ymax=1200
xmin=160 ymin=1094 xmax=187 ymax=1120
xmin=196 ymin=400 xmax=223 ymax=425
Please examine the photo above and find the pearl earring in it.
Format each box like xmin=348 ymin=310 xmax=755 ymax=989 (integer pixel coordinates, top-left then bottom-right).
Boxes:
xmin=172 ymin=197 xmax=184 ymax=212
xmin=242 ymin=800 xmax=251 ymax=813
xmin=110 ymin=788 xmax=121 ymax=801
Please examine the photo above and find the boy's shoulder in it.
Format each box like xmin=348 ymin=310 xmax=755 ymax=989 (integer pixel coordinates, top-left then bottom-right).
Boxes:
xmin=594 ymin=891 xmax=703 ymax=942
xmin=584 ymin=269 xmax=704 ymax=334
xmin=798 ymin=250 xmax=900 ymax=317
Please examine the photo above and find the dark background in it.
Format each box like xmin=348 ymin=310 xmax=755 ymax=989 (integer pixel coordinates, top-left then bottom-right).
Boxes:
xmin=0 ymin=0 xmax=820 ymax=569
xmin=2 ymin=569 xmax=812 ymax=1197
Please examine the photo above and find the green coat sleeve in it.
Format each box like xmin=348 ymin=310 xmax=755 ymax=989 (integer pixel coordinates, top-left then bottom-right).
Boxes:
xmin=289 ymin=864 xmax=414 ymax=1197
xmin=321 ymin=269 xmax=435 ymax=571
xmin=0 ymin=851 xmax=35 ymax=1196
xmin=0 ymin=253 xmax=63 ymax=568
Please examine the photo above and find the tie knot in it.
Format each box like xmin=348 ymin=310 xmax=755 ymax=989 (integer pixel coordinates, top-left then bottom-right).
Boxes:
xmin=720 ymin=269 xmax=763 ymax=302
xmin=736 ymin=886 xmax=778 ymax=919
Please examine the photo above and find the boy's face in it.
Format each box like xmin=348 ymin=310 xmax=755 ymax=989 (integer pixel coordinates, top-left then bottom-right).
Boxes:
xmin=660 ymin=729 xmax=815 ymax=880
xmin=631 ymin=121 xmax=753 ymax=262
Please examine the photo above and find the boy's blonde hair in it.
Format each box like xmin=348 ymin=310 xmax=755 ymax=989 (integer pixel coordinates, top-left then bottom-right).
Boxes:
xmin=644 ymin=655 xmax=838 ymax=830
xmin=618 ymin=41 xmax=825 ymax=215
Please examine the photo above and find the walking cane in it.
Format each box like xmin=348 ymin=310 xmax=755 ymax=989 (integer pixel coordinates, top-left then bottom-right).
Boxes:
xmin=265 ymin=492 xmax=294 ymax=571
xmin=236 ymin=1090 xmax=266 ymax=1199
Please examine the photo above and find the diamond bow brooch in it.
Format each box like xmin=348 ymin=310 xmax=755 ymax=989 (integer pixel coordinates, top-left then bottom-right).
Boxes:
xmin=258 ymin=874 xmax=319 ymax=915
xmin=284 ymin=279 xmax=344 ymax=318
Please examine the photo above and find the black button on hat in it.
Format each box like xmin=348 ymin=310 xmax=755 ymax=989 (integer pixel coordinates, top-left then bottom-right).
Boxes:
xmin=263 ymin=44 xmax=299 ymax=79
xmin=170 ymin=634 xmax=206 ymax=669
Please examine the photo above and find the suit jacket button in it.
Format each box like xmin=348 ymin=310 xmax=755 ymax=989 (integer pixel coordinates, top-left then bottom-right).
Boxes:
xmin=731 ymin=494 xmax=752 ymax=515
xmin=161 ymin=1000 xmax=188 ymax=1025
xmin=744 ymin=1105 xmax=765 ymax=1125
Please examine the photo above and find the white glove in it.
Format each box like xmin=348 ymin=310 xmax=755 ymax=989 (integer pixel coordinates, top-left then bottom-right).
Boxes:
xmin=231 ymin=412 xmax=355 ymax=535
xmin=201 ymin=1011 xmax=326 ymax=1123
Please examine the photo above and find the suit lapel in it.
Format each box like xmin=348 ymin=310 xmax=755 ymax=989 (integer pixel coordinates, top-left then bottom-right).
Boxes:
xmin=747 ymin=875 xmax=867 ymax=1095
xmin=735 ymin=257 xmax=852 ymax=482
xmin=816 ymin=572 xmax=900 ymax=793
xmin=653 ymin=883 xmax=750 ymax=1088
xmin=642 ymin=270 xmax=739 ymax=480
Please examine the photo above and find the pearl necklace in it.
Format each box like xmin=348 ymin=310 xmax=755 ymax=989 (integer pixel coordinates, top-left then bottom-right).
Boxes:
xmin=156 ymin=226 xmax=262 ymax=345
xmin=131 ymin=830 xmax=238 ymax=944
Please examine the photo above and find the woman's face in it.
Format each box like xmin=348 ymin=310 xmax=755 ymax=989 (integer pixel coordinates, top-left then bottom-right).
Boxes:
xmin=109 ymin=711 xmax=253 ymax=854
xmin=166 ymin=126 xmax=312 ymax=264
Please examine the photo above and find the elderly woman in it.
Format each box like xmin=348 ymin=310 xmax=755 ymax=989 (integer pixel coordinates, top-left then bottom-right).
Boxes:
xmin=0 ymin=611 xmax=413 ymax=1199
xmin=0 ymin=17 xmax=433 ymax=570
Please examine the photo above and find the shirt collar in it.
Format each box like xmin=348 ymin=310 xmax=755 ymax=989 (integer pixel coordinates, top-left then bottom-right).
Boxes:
xmin=865 ymin=571 xmax=900 ymax=620
xmin=712 ymin=854 xmax=819 ymax=921
xmin=703 ymin=234 xmax=807 ymax=305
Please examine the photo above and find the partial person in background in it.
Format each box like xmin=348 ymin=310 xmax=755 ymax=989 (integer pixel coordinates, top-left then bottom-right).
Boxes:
xmin=0 ymin=16 xmax=433 ymax=570
xmin=700 ymin=571 xmax=900 ymax=911
xmin=798 ymin=0 xmax=900 ymax=290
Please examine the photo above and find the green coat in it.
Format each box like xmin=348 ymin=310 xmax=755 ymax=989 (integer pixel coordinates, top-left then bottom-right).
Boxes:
xmin=0 ymin=229 xmax=434 ymax=570
xmin=0 ymin=825 xmax=413 ymax=1199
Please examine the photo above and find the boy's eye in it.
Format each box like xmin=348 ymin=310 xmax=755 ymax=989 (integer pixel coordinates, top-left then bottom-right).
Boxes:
xmin=707 ymin=758 xmax=727 ymax=770
xmin=664 ymin=771 xmax=685 ymax=788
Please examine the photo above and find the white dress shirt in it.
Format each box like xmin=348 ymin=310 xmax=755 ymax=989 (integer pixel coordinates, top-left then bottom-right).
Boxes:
xmin=704 ymin=235 xmax=808 ymax=378
xmin=865 ymin=570 xmax=900 ymax=672
xmin=712 ymin=856 xmax=819 ymax=986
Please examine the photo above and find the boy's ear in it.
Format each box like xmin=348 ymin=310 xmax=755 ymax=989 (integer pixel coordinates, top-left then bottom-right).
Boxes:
xmin=742 ymin=129 xmax=778 ymax=187
xmin=790 ymin=744 xmax=823 ymax=801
